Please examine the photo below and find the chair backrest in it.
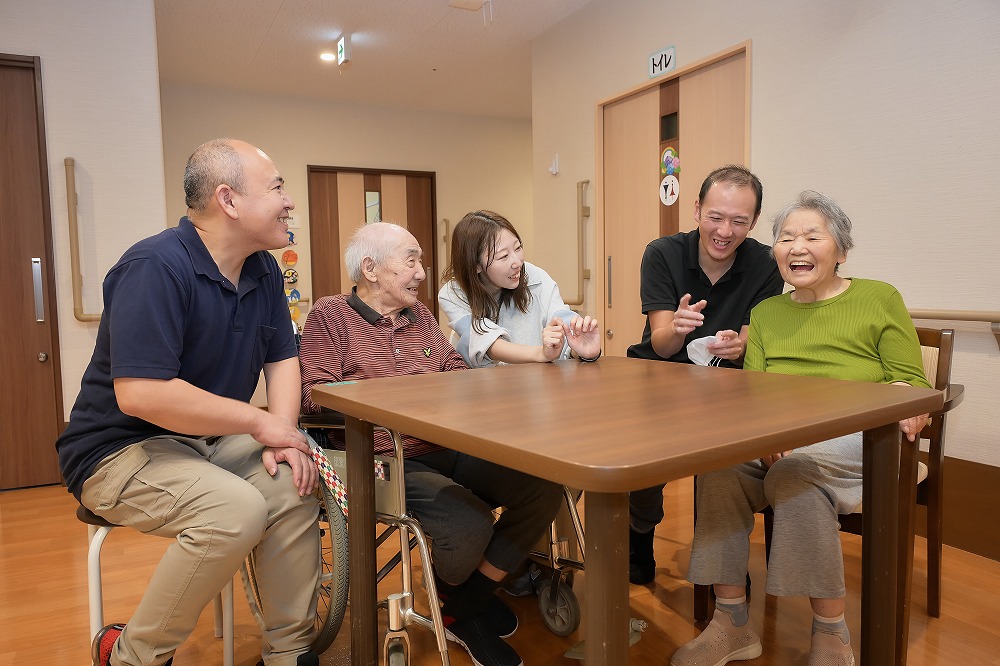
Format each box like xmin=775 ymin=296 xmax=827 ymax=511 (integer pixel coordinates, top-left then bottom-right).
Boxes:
xmin=915 ymin=327 xmax=954 ymax=393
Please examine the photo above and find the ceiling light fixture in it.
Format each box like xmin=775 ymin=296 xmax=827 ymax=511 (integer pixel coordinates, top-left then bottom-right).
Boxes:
xmin=319 ymin=52 xmax=336 ymax=62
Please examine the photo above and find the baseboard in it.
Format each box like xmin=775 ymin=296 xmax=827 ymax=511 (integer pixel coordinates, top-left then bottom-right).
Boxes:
xmin=915 ymin=455 xmax=1000 ymax=561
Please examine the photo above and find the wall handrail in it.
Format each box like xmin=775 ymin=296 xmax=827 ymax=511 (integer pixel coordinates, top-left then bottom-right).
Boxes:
xmin=563 ymin=180 xmax=592 ymax=306
xmin=909 ymin=309 xmax=1000 ymax=350
xmin=64 ymin=158 xmax=101 ymax=322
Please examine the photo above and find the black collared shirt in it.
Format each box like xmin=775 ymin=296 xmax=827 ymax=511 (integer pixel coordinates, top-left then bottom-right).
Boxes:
xmin=626 ymin=229 xmax=783 ymax=366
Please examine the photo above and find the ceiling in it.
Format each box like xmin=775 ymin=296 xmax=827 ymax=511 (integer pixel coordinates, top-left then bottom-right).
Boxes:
xmin=154 ymin=0 xmax=594 ymax=119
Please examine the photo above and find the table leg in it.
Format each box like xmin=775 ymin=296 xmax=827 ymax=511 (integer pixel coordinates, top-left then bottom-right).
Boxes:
xmin=861 ymin=423 xmax=907 ymax=665
xmin=895 ymin=432 xmax=919 ymax=664
xmin=584 ymin=491 xmax=629 ymax=665
xmin=346 ymin=417 xmax=378 ymax=666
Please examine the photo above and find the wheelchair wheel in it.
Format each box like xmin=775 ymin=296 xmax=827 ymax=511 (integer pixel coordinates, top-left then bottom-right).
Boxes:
xmin=312 ymin=481 xmax=349 ymax=652
xmin=537 ymin=578 xmax=581 ymax=637
xmin=243 ymin=481 xmax=349 ymax=654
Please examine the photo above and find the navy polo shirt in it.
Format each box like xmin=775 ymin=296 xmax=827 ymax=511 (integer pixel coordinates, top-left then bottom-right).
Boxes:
xmin=56 ymin=217 xmax=296 ymax=499
xmin=626 ymin=229 xmax=783 ymax=367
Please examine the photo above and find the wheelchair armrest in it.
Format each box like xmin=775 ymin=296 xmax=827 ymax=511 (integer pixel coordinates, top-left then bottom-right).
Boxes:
xmin=299 ymin=411 xmax=347 ymax=430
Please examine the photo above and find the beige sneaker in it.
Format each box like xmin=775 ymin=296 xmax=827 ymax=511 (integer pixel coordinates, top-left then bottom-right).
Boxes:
xmin=670 ymin=609 xmax=762 ymax=666
xmin=807 ymin=630 xmax=855 ymax=666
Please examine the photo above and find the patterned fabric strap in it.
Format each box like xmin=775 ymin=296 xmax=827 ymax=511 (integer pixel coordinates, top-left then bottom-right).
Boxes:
xmin=308 ymin=446 xmax=351 ymax=518
xmin=305 ymin=439 xmax=388 ymax=520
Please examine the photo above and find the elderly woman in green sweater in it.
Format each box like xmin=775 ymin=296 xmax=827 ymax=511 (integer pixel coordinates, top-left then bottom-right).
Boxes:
xmin=671 ymin=191 xmax=930 ymax=666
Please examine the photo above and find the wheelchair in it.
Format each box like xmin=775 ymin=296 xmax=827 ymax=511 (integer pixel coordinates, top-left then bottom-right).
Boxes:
xmin=241 ymin=436 xmax=349 ymax=656
xmin=246 ymin=411 xmax=590 ymax=663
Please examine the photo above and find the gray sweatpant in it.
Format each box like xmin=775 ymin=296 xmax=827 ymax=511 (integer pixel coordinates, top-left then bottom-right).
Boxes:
xmin=687 ymin=433 xmax=863 ymax=599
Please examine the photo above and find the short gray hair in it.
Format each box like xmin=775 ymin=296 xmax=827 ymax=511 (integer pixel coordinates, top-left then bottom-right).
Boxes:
xmin=183 ymin=139 xmax=245 ymax=211
xmin=771 ymin=190 xmax=855 ymax=255
xmin=344 ymin=222 xmax=409 ymax=284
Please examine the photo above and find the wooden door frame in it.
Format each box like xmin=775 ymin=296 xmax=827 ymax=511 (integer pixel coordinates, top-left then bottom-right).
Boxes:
xmin=306 ymin=165 xmax=438 ymax=314
xmin=595 ymin=41 xmax=752 ymax=355
xmin=1 ymin=53 xmax=65 ymax=480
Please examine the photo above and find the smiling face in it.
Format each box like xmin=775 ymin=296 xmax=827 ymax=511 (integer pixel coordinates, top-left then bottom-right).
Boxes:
xmin=774 ymin=209 xmax=849 ymax=302
xmin=231 ymin=142 xmax=295 ymax=251
xmin=478 ymin=228 xmax=524 ymax=294
xmin=694 ymin=182 xmax=759 ymax=270
xmin=371 ymin=228 xmax=426 ymax=313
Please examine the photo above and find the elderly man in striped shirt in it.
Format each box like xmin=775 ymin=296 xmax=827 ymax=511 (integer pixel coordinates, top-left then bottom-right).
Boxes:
xmin=299 ymin=222 xmax=562 ymax=666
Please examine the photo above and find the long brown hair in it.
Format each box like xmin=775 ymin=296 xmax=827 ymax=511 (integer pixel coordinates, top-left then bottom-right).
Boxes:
xmin=442 ymin=210 xmax=530 ymax=333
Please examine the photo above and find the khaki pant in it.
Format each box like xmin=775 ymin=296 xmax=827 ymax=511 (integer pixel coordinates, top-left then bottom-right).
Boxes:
xmin=81 ymin=435 xmax=320 ymax=666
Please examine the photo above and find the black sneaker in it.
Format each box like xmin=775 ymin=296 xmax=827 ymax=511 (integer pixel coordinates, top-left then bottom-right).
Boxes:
xmin=446 ymin=613 xmax=524 ymax=666
xmin=501 ymin=567 xmax=537 ymax=597
xmin=485 ymin=593 xmax=518 ymax=638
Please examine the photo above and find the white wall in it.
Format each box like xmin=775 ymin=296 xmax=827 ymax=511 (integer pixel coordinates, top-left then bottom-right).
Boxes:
xmin=531 ymin=0 xmax=1000 ymax=465
xmin=0 ymin=0 xmax=167 ymax=419
xmin=160 ymin=83 xmax=534 ymax=309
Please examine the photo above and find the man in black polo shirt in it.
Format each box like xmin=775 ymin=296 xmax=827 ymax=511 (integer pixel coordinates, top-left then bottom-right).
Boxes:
xmin=625 ymin=165 xmax=783 ymax=584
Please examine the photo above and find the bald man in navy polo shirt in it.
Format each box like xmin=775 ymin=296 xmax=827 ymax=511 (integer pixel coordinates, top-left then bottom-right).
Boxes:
xmin=58 ymin=139 xmax=321 ymax=666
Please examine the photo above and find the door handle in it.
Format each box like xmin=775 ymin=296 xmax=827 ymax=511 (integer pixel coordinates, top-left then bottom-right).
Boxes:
xmin=607 ymin=256 xmax=612 ymax=308
xmin=32 ymin=258 xmax=44 ymax=322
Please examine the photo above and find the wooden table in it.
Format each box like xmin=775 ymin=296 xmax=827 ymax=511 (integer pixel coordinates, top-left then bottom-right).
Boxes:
xmin=311 ymin=356 xmax=943 ymax=665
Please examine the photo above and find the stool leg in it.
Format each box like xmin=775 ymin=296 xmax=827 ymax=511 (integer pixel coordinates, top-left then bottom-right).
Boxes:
xmin=222 ymin=580 xmax=235 ymax=666
xmin=87 ymin=525 xmax=113 ymax=640
xmin=213 ymin=595 xmax=223 ymax=638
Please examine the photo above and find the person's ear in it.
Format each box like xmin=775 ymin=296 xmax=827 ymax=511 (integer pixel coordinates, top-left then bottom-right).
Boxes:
xmin=693 ymin=198 xmax=702 ymax=223
xmin=362 ymin=257 xmax=377 ymax=282
xmin=216 ymin=184 xmax=239 ymax=220
xmin=749 ymin=214 xmax=760 ymax=231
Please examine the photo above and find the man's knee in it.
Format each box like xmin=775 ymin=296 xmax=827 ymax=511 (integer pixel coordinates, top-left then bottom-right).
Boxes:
xmin=534 ymin=479 xmax=565 ymax=519
xmin=194 ymin=481 xmax=269 ymax=552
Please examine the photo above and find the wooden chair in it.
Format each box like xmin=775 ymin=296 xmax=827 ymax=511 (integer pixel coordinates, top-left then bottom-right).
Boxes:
xmin=693 ymin=327 xmax=964 ymax=626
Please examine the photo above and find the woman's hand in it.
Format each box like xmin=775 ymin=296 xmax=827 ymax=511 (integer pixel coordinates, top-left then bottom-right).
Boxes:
xmin=562 ymin=315 xmax=601 ymax=360
xmin=760 ymin=450 xmax=793 ymax=468
xmin=540 ymin=317 xmax=566 ymax=362
xmin=899 ymin=414 xmax=929 ymax=442
xmin=706 ymin=329 xmax=744 ymax=361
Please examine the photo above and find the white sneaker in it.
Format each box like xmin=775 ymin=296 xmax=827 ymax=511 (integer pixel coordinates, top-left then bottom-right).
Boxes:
xmin=807 ymin=630 xmax=855 ymax=666
xmin=670 ymin=608 xmax=762 ymax=666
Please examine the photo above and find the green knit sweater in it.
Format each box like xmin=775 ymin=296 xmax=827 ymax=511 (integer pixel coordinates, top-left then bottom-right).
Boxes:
xmin=745 ymin=278 xmax=929 ymax=388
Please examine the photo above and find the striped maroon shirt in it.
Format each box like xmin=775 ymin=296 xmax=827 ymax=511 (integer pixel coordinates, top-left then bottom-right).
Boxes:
xmin=300 ymin=289 xmax=468 ymax=457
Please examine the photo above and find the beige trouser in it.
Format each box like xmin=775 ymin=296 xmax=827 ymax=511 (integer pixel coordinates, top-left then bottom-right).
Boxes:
xmin=80 ymin=435 xmax=320 ymax=666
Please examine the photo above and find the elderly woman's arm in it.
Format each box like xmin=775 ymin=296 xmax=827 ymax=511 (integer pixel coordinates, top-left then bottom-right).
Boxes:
xmin=879 ymin=287 xmax=932 ymax=441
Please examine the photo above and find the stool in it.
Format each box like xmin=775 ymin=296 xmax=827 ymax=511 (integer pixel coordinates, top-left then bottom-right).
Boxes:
xmin=76 ymin=505 xmax=235 ymax=666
